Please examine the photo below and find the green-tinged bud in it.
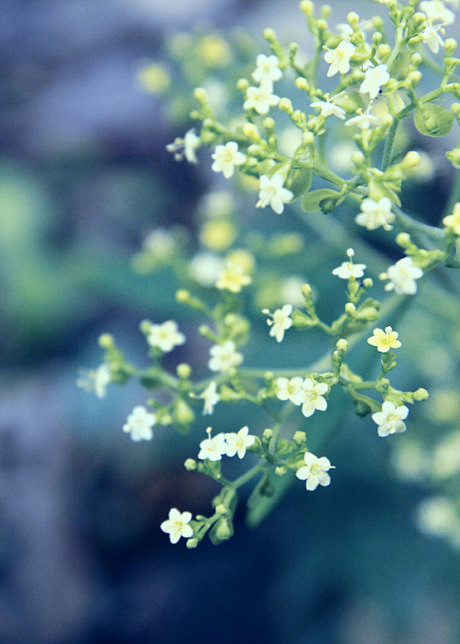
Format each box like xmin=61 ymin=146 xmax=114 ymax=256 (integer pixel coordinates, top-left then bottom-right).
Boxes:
xmin=407 ymin=71 xmax=422 ymax=87
xmin=300 ymin=0 xmax=314 ymax=18
xmin=293 ymin=430 xmax=307 ymax=445
xmin=301 ymin=283 xmax=312 ymax=298
xmin=363 ymin=278 xmax=373 ymax=289
xmin=275 ymin=466 xmax=288 ymax=476
xmin=317 ymin=19 xmax=327 ymax=31
xmin=411 ymin=53 xmax=422 ymax=67
xmin=98 ymin=333 xmax=114 ymax=349
xmin=296 ymin=77 xmax=309 ymax=91
xmin=263 ymin=117 xmax=275 ymax=130
xmin=355 ymin=306 xmax=379 ymax=321
xmin=372 ymin=32 xmax=382 ymax=46
xmin=412 ymin=12 xmax=426 ymax=26
xmin=347 ymin=11 xmax=359 ymax=28
xmin=214 ymin=518 xmax=233 ymax=541
xmin=376 ymin=44 xmax=391 ymax=61
xmin=372 ymin=16 xmax=383 ymax=30
xmin=396 ymin=232 xmax=411 ymax=247
xmin=177 ymin=363 xmax=191 ymax=379
xmin=321 ymin=4 xmax=331 ymax=18
xmin=184 ymin=458 xmax=197 ymax=471
xmin=336 ymin=338 xmax=348 ymax=352
xmin=401 ymin=150 xmax=421 ymax=169
xmin=302 ymin=131 xmax=315 ymax=145
xmin=446 ymin=147 xmax=460 ymax=168
xmin=408 ymin=35 xmax=422 ymax=46
xmin=382 ymin=114 xmax=394 ymax=127
xmin=445 ymin=38 xmax=457 ymax=56
xmin=186 ymin=538 xmax=199 ymax=549
xmin=263 ymin=28 xmax=276 ymax=42
xmin=215 ymin=503 xmax=228 ymax=515
xmin=193 ymin=87 xmax=208 ymax=104
xmin=279 ymin=97 xmax=294 ymax=114
xmin=263 ymin=428 xmax=273 ymax=441
xmin=236 ymin=78 xmax=249 ymax=91
xmin=173 ymin=399 xmax=195 ymax=427
xmin=352 ymin=151 xmax=365 ymax=166
xmin=224 ymin=313 xmax=250 ymax=337
xmin=176 ymin=288 xmax=190 ymax=302
xmin=414 ymin=387 xmax=429 ymax=401
xmin=345 ymin=302 xmax=356 ymax=315
xmin=292 ymin=310 xmax=314 ymax=328
xmin=385 ymin=78 xmax=399 ymax=93
xmin=159 ymin=411 xmax=172 ymax=425
xmin=219 ymin=385 xmax=241 ymax=401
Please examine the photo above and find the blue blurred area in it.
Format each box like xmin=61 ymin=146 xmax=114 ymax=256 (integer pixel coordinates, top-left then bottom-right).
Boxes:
xmin=1 ymin=1 xmax=460 ymax=643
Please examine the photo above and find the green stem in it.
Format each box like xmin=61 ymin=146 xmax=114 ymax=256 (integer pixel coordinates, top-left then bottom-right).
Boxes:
xmin=394 ymin=206 xmax=447 ymax=243
xmin=382 ymin=118 xmax=399 ymax=171
xmin=232 ymin=463 xmax=265 ymax=489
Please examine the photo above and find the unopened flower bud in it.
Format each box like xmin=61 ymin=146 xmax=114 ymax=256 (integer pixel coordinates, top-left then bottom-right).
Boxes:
xmin=279 ymin=97 xmax=294 ymax=114
xmin=414 ymin=388 xmax=429 ymax=401
xmin=176 ymin=289 xmax=191 ymax=302
xmin=411 ymin=53 xmax=422 ymax=67
xmin=302 ymin=131 xmax=315 ymax=145
xmin=263 ymin=28 xmax=276 ymax=42
xmin=184 ymin=458 xmax=197 ymax=471
xmin=336 ymin=338 xmax=348 ymax=352
xmin=300 ymin=0 xmax=314 ymax=18
xmin=347 ymin=11 xmax=359 ymax=27
xmin=396 ymin=232 xmax=411 ymax=247
xmin=293 ymin=430 xmax=307 ymax=444
xmin=186 ymin=538 xmax=199 ymax=549
xmin=445 ymin=38 xmax=457 ymax=56
xmin=296 ymin=77 xmax=309 ymax=91
xmin=177 ymin=363 xmax=191 ymax=379
xmin=99 ymin=333 xmax=114 ymax=348
xmin=236 ymin=78 xmax=249 ymax=91
xmin=275 ymin=466 xmax=288 ymax=476
xmin=215 ymin=503 xmax=228 ymax=515
xmin=193 ymin=87 xmax=207 ymax=104
xmin=345 ymin=302 xmax=356 ymax=315
xmin=402 ymin=150 xmax=421 ymax=169
xmin=352 ymin=151 xmax=365 ymax=166
xmin=263 ymin=117 xmax=275 ymax=130
xmin=363 ymin=278 xmax=373 ymax=289
xmin=407 ymin=71 xmax=422 ymax=87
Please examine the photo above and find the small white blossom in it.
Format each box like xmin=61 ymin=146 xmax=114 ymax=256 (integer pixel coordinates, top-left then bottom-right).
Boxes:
xmin=160 ymin=508 xmax=194 ymax=544
xmin=262 ymin=304 xmax=293 ymax=342
xmin=372 ymin=401 xmax=409 ymax=437
xmin=419 ymin=0 xmax=455 ymax=24
xmin=252 ymin=54 xmax=282 ymax=85
xmin=189 ymin=252 xmax=225 ymax=287
xmin=355 ymin=197 xmax=395 ymax=231
xmin=359 ymin=64 xmax=390 ymax=99
xmin=332 ymin=249 xmax=366 ymax=279
xmin=225 ymin=426 xmax=256 ymax=459
xmin=148 ymin=320 xmax=186 ymax=352
xmin=324 ymin=40 xmax=356 ymax=77
xmin=208 ymin=341 xmax=243 ymax=373
xmin=211 ymin=141 xmax=246 ymax=179
xmin=243 ymin=83 xmax=280 ymax=114
xmin=123 ymin=405 xmax=156 ymax=442
xmin=276 ymin=376 xmax=304 ymax=403
xmin=216 ymin=261 xmax=252 ymax=293
xmin=198 ymin=381 xmax=220 ymax=415
xmin=256 ymin=172 xmax=293 ymax=215
xmin=77 ymin=363 xmax=111 ymax=399
xmin=198 ymin=430 xmax=228 ymax=461
xmin=416 ymin=496 xmax=458 ymax=537
xmin=292 ymin=378 xmax=328 ymax=418
xmin=421 ymin=23 xmax=445 ymax=53
xmin=381 ymin=256 xmax=424 ymax=294
xmin=310 ymin=98 xmax=346 ymax=119
xmin=166 ymin=128 xmax=200 ymax=163
xmin=296 ymin=452 xmax=334 ymax=491
xmin=345 ymin=110 xmax=383 ymax=129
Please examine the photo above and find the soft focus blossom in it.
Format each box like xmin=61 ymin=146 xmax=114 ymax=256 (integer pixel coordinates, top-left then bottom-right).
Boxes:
xmin=419 ymin=0 xmax=455 ymax=24
xmin=421 ymin=23 xmax=445 ymax=53
xmin=198 ymin=381 xmax=220 ymax=415
xmin=216 ymin=261 xmax=252 ymax=293
xmin=355 ymin=197 xmax=395 ymax=231
xmin=225 ymin=426 xmax=256 ymax=459
xmin=161 ymin=508 xmax=194 ymax=544
xmin=243 ymin=83 xmax=280 ymax=114
xmin=148 ymin=320 xmax=186 ymax=352
xmin=189 ymin=252 xmax=225 ymax=287
xmin=310 ymin=98 xmax=346 ymax=119
xmin=123 ymin=405 xmax=156 ymax=442
xmin=359 ymin=64 xmax=390 ymax=99
xmin=442 ymin=202 xmax=460 ymax=235
xmin=367 ymin=326 xmax=401 ymax=352
xmin=296 ymin=452 xmax=334 ymax=491
xmin=211 ymin=142 xmax=246 ymax=178
xmin=381 ymin=256 xmax=424 ymax=294
xmin=276 ymin=376 xmax=304 ymax=403
xmin=208 ymin=341 xmax=243 ymax=372
xmin=262 ymin=304 xmax=293 ymax=342
xmin=372 ymin=401 xmax=409 ymax=437
xmin=324 ymin=40 xmax=356 ymax=76
xmin=416 ymin=496 xmax=458 ymax=537
xmin=345 ymin=111 xmax=383 ymax=129
xmin=166 ymin=128 xmax=200 ymax=163
xmin=77 ymin=363 xmax=111 ymax=399
xmin=292 ymin=378 xmax=328 ymax=417
xmin=252 ymin=54 xmax=282 ymax=84
xmin=198 ymin=430 xmax=228 ymax=461
xmin=256 ymin=172 xmax=293 ymax=214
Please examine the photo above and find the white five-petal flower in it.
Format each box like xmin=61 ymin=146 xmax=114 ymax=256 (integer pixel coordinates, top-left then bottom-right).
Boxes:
xmin=324 ymin=40 xmax=356 ymax=77
xmin=332 ymin=249 xmax=366 ymax=279
xmin=198 ymin=381 xmax=220 ymax=415
xmin=296 ymin=452 xmax=334 ymax=491
xmin=372 ymin=401 xmax=409 ymax=437
xmin=123 ymin=405 xmax=156 ymax=442
xmin=252 ymin=54 xmax=282 ymax=85
xmin=225 ymin=426 xmax=256 ymax=459
xmin=208 ymin=341 xmax=243 ymax=373
xmin=77 ymin=363 xmax=111 ymax=399
xmin=310 ymin=98 xmax=346 ymax=119
xmin=161 ymin=508 xmax=194 ymax=544
xmin=262 ymin=304 xmax=293 ymax=342
xmin=380 ymin=256 xmax=424 ymax=294
xmin=421 ymin=23 xmax=445 ymax=53
xmin=166 ymin=128 xmax=200 ymax=163
xmin=292 ymin=378 xmax=329 ymax=418
xmin=243 ymin=83 xmax=280 ymax=114
xmin=355 ymin=197 xmax=395 ymax=231
xmin=345 ymin=110 xmax=383 ymax=129
xmin=211 ymin=141 xmax=246 ymax=178
xmin=148 ymin=320 xmax=186 ymax=352
xmin=276 ymin=376 xmax=304 ymax=403
xmin=256 ymin=172 xmax=293 ymax=214
xmin=198 ymin=430 xmax=228 ymax=461
xmin=359 ymin=64 xmax=390 ymax=99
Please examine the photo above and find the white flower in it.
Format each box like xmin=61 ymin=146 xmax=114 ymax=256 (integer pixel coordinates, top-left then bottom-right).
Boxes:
xmin=262 ymin=304 xmax=293 ymax=342
xmin=355 ymin=197 xmax=395 ymax=231
xmin=280 ymin=275 xmax=306 ymax=307
xmin=208 ymin=341 xmax=243 ymax=372
xmin=416 ymin=496 xmax=458 ymax=537
xmin=225 ymin=426 xmax=256 ymax=459
xmin=359 ymin=64 xmax=390 ymax=99
xmin=160 ymin=508 xmax=194 ymax=544
xmin=189 ymin=252 xmax=225 ymax=287
xmin=166 ymin=128 xmax=200 ymax=163
xmin=421 ymin=23 xmax=445 ymax=53
xmin=292 ymin=378 xmax=328 ymax=418
xmin=77 ymin=363 xmax=111 ymax=399
xmin=216 ymin=261 xmax=252 ymax=293
xmin=243 ymin=83 xmax=280 ymax=114
xmin=198 ymin=381 xmax=220 ymax=415
xmin=324 ymin=40 xmax=356 ymax=77
xmin=419 ymin=0 xmax=455 ymax=24
xmin=310 ymin=98 xmax=346 ymax=119
xmin=148 ymin=320 xmax=186 ymax=352
xmin=256 ymin=172 xmax=293 ymax=215
xmin=345 ymin=110 xmax=383 ymax=129
xmin=211 ymin=141 xmax=246 ymax=179
xmin=252 ymin=54 xmax=282 ymax=85
xmin=296 ymin=452 xmax=334 ymax=491
xmin=372 ymin=401 xmax=409 ymax=437
xmin=123 ymin=405 xmax=156 ymax=442
xmin=276 ymin=376 xmax=304 ymax=403
xmin=198 ymin=430 xmax=228 ymax=461
xmin=381 ymin=256 xmax=424 ymax=294
xmin=332 ymin=250 xmax=366 ymax=279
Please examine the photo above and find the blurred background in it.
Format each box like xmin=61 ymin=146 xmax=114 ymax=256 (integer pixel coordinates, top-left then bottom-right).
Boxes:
xmin=1 ymin=1 xmax=460 ymax=642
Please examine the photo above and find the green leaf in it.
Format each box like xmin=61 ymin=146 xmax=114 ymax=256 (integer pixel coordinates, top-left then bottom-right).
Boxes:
xmin=286 ymin=165 xmax=312 ymax=200
xmin=301 ymin=188 xmax=341 ymax=213
xmin=414 ymin=104 xmax=454 ymax=137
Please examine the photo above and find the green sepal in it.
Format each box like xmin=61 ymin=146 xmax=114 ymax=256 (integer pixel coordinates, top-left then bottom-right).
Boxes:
xmin=301 ymin=188 xmax=341 ymax=213
xmin=209 ymin=517 xmax=234 ymax=545
xmin=291 ymin=309 xmax=315 ymax=328
xmin=414 ymin=104 xmax=454 ymax=137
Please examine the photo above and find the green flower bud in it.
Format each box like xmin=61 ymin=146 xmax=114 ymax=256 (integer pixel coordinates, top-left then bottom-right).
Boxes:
xmin=177 ymin=363 xmax=192 ymax=379
xmin=263 ymin=28 xmax=276 ymax=42
xmin=336 ymin=338 xmax=348 ymax=352
xmin=99 ymin=333 xmax=114 ymax=349
xmin=215 ymin=503 xmax=228 ymax=515
xmin=263 ymin=428 xmax=273 ymax=441
xmin=300 ymin=1 xmax=314 ymax=18
xmin=184 ymin=458 xmax=197 ymax=471
xmin=445 ymin=38 xmax=457 ymax=56
xmin=293 ymin=430 xmax=307 ymax=445
xmin=295 ymin=77 xmax=309 ymax=91
xmin=236 ymin=78 xmax=249 ymax=91
xmin=345 ymin=302 xmax=356 ymax=315
xmin=193 ymin=87 xmax=208 ymax=104
xmin=176 ymin=289 xmax=191 ymax=302
xmin=186 ymin=538 xmax=199 ymax=549
xmin=279 ymin=97 xmax=294 ymax=114
xmin=275 ymin=466 xmax=288 ymax=476
xmin=414 ymin=388 xmax=429 ymax=401
xmin=173 ymin=399 xmax=195 ymax=427
xmin=263 ymin=117 xmax=275 ymax=130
